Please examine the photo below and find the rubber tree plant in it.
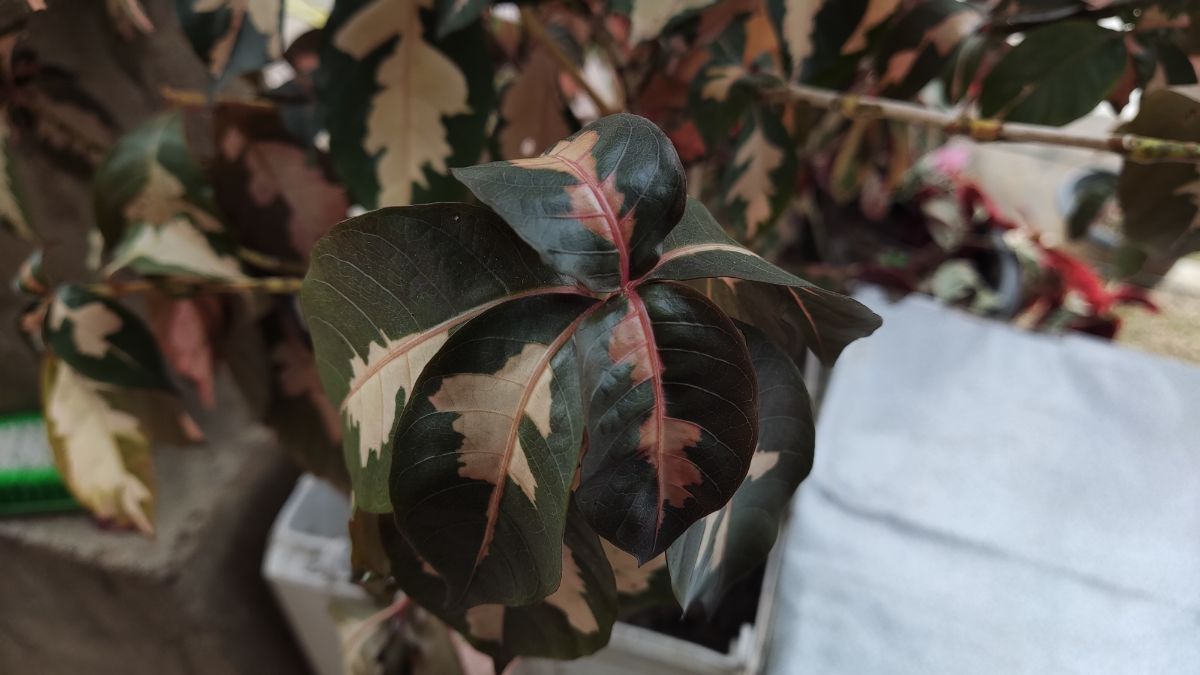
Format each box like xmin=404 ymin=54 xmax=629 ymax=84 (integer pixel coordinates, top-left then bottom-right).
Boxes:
xmin=300 ymin=113 xmax=880 ymax=664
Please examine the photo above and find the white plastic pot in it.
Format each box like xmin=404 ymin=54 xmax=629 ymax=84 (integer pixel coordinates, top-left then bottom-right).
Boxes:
xmin=264 ymin=476 xmax=781 ymax=675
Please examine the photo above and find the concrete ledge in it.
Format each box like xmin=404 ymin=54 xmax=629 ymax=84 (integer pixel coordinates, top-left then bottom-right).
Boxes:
xmin=0 ymin=413 xmax=310 ymax=674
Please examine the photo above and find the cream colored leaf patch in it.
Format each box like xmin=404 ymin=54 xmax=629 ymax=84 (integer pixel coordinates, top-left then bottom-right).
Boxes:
xmin=729 ymin=124 xmax=785 ymax=237
xmin=700 ymin=65 xmax=747 ymax=102
xmin=42 ymin=358 xmax=154 ymax=534
xmin=426 ymin=342 xmax=554 ymax=504
xmin=48 ymin=296 xmax=123 ymax=359
xmin=842 ymin=0 xmax=901 ymax=54
xmin=603 ymin=540 xmax=666 ymax=596
xmin=780 ymin=0 xmax=821 ymax=74
xmin=105 ymin=218 xmax=246 ymax=281
xmin=628 ymin=0 xmax=717 ymax=44
xmin=544 ymin=545 xmax=600 ymax=634
xmin=343 ymin=332 xmax=448 ymax=468
xmin=123 ymin=158 xmax=224 ymax=233
xmin=333 ymin=0 xmax=471 ymax=206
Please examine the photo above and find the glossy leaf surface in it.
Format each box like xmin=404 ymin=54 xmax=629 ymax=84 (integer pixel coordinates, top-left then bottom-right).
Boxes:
xmin=300 ymin=203 xmax=573 ymax=513
xmin=648 ymin=198 xmax=882 ymax=364
xmin=454 ymin=113 xmax=688 ymax=292
xmin=980 ymin=21 xmax=1127 ymax=126
xmin=574 ymin=281 xmax=758 ymax=563
xmin=390 ymin=293 xmax=595 ymax=607
xmin=667 ymin=323 xmax=814 ymax=613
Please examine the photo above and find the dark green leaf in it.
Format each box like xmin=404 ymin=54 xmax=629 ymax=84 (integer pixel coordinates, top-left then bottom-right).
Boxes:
xmin=667 ymin=323 xmax=813 ymax=614
xmin=390 ymin=293 xmax=596 ymax=608
xmin=319 ymin=0 xmax=494 ymax=208
xmin=374 ymin=504 xmax=618 ymax=663
xmin=645 ymin=198 xmax=882 ymax=364
xmin=454 ymin=113 xmax=688 ymax=293
xmin=300 ymin=203 xmax=573 ymax=514
xmin=574 ymin=281 xmax=758 ymax=563
xmin=44 ymin=285 xmax=173 ymax=391
xmin=175 ymin=0 xmax=283 ymax=85
xmin=1118 ymin=87 xmax=1200 ymax=253
xmin=979 ymin=21 xmax=1127 ymax=126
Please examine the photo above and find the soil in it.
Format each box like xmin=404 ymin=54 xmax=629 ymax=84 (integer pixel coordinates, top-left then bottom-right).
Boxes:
xmin=622 ymin=564 xmax=765 ymax=654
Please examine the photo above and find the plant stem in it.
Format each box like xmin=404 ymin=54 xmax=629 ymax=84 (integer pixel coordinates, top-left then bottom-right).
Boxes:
xmin=160 ymin=86 xmax=277 ymax=111
xmin=83 ymin=276 xmax=303 ymax=298
xmin=236 ymin=246 xmax=308 ymax=276
xmin=519 ymin=5 xmax=617 ymax=117
xmin=762 ymin=82 xmax=1200 ymax=164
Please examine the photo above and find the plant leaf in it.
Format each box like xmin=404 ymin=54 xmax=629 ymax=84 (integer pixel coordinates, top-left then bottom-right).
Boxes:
xmin=574 ymin=281 xmax=758 ymax=563
xmin=373 ymin=504 xmax=618 ymax=663
xmin=105 ymin=218 xmax=246 ymax=281
xmin=41 ymin=356 xmax=155 ymax=534
xmin=93 ymin=112 xmax=225 ymax=247
xmin=453 ymin=113 xmax=688 ymax=292
xmin=720 ymin=106 xmax=796 ymax=242
xmin=667 ymin=323 xmax=813 ymax=614
xmin=498 ymin=46 xmax=572 ymax=161
xmin=300 ymin=203 xmax=576 ymax=514
xmin=1118 ymin=87 xmax=1200 ymax=254
xmin=321 ymin=0 xmax=494 ymax=208
xmin=213 ymin=103 xmax=349 ymax=262
xmin=44 ymin=285 xmax=173 ymax=390
xmin=602 ymin=541 xmax=675 ymax=613
xmin=627 ymin=0 xmax=717 ymax=45
xmin=175 ymin=0 xmax=283 ymax=84
xmin=979 ymin=21 xmax=1127 ymax=126
xmin=873 ymin=0 xmax=981 ymax=99
xmin=436 ymin=0 xmax=488 ymax=38
xmin=146 ymin=293 xmax=223 ymax=408
xmin=390 ymin=293 xmax=596 ymax=607
xmin=645 ymin=197 xmax=882 ymax=364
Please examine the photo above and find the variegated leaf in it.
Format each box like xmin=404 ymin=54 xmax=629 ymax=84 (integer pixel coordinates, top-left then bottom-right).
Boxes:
xmin=213 ymin=103 xmax=349 ymax=262
xmin=0 ymin=113 xmax=33 ymax=241
xmin=41 ymin=355 xmax=155 ymax=534
xmin=767 ymin=0 xmax=900 ymax=85
xmin=105 ymin=218 xmax=246 ymax=281
xmin=574 ymin=281 xmax=758 ymax=563
xmin=689 ymin=18 xmax=780 ymax=147
xmin=391 ymin=293 xmax=595 ymax=607
xmin=498 ymin=46 xmax=572 ymax=161
xmin=626 ymin=0 xmax=717 ymax=45
xmin=93 ymin=112 xmax=230 ymax=260
xmin=175 ymin=0 xmax=283 ymax=84
xmin=667 ymin=323 xmax=813 ymax=613
xmin=321 ymin=0 xmax=493 ymax=208
xmin=372 ymin=505 xmax=618 ymax=663
xmin=454 ymin=113 xmax=688 ymax=292
xmin=872 ymin=0 xmax=981 ymax=99
xmin=436 ymin=0 xmax=488 ymax=38
xmin=602 ymin=541 xmax=675 ymax=614
xmin=720 ymin=106 xmax=796 ymax=242
xmin=300 ymin=203 xmax=574 ymax=514
xmin=645 ymin=197 xmax=881 ymax=364
xmin=44 ymin=285 xmax=173 ymax=390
